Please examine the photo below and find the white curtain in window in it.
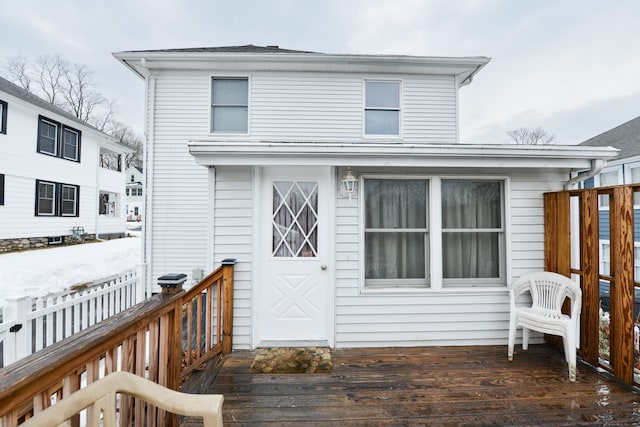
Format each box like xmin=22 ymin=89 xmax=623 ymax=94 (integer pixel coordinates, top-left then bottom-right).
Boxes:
xmin=365 ymin=180 xmax=426 ymax=280
xmin=442 ymin=181 xmax=501 ymax=279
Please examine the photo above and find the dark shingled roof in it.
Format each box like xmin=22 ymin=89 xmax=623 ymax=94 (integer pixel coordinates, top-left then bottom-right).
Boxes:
xmin=579 ymin=116 xmax=640 ymax=159
xmin=126 ymin=44 xmax=318 ymax=54
xmin=0 ymin=76 xmax=108 ymax=135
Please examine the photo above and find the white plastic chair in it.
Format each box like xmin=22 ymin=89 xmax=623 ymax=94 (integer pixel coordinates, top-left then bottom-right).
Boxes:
xmin=507 ymin=271 xmax=582 ymax=381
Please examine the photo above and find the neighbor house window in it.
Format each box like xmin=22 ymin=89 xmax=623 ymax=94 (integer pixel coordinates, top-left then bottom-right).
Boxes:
xmin=126 ymin=188 xmax=130 ymax=196
xmin=35 ymin=180 xmax=79 ymax=217
xmin=364 ymin=179 xmax=429 ymax=287
xmin=211 ymin=77 xmax=248 ymax=133
xmin=442 ymin=180 xmax=505 ymax=286
xmin=0 ymin=100 xmax=7 ymax=134
xmin=0 ymin=174 xmax=4 ymax=205
xmin=37 ymin=116 xmax=81 ymax=161
xmin=629 ymin=166 xmax=640 ymax=206
xmin=364 ymin=81 xmax=400 ymax=136
xmin=600 ymin=242 xmax=611 ymax=276
xmin=598 ymin=170 xmax=619 ymax=208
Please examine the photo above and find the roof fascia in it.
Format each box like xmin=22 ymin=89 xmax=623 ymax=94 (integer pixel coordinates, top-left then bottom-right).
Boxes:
xmin=187 ymin=141 xmax=618 ymax=169
xmin=113 ymin=51 xmax=490 ymax=84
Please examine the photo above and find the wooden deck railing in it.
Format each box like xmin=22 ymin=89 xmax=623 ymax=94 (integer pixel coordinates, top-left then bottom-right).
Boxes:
xmin=0 ymin=260 xmax=235 ymax=426
xmin=545 ymin=184 xmax=639 ymax=385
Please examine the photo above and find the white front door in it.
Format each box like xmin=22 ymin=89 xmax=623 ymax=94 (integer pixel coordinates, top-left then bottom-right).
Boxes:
xmin=255 ymin=166 xmax=333 ymax=347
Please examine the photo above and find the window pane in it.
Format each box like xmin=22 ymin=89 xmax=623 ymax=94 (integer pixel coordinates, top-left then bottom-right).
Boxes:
xmin=365 ymin=110 xmax=399 ymax=135
xmin=63 ymin=129 xmax=78 ymax=160
xmin=62 ymin=186 xmax=77 ymax=215
xmin=366 ymin=82 xmax=399 ymax=108
xmin=272 ymin=181 xmax=318 ymax=258
xmin=39 ymin=120 xmax=57 ymax=154
xmin=212 ymin=79 xmax=248 ymax=105
xmin=365 ymin=232 xmax=426 ymax=279
xmin=365 ymin=180 xmax=426 ymax=229
xmin=38 ymin=182 xmax=55 ymax=215
xmin=212 ymin=106 xmax=248 ymax=132
xmin=600 ymin=171 xmax=618 ymax=186
xmin=443 ymin=232 xmax=500 ymax=278
xmin=442 ymin=181 xmax=501 ymax=229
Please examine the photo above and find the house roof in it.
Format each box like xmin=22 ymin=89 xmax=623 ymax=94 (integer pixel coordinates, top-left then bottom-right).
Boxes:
xmin=0 ymin=76 xmax=133 ymax=154
xmin=578 ymin=116 xmax=640 ymax=160
xmin=113 ymin=45 xmax=490 ymax=88
xmin=187 ymin=140 xmax=618 ymax=171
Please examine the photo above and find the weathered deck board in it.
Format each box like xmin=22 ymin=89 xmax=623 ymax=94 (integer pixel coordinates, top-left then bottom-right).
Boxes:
xmin=181 ymin=345 xmax=640 ymax=426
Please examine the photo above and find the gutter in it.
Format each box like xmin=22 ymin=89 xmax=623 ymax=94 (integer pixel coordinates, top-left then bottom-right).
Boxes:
xmin=563 ymin=159 xmax=605 ymax=190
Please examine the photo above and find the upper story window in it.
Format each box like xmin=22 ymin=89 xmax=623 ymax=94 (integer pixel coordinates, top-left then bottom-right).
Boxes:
xmin=364 ymin=81 xmax=400 ymax=136
xmin=35 ymin=179 xmax=79 ymax=217
xmin=597 ymin=169 xmax=620 ymax=208
xmin=211 ymin=77 xmax=248 ymax=133
xmin=0 ymin=100 xmax=7 ymax=134
xmin=37 ymin=116 xmax=81 ymax=162
xmin=0 ymin=174 xmax=4 ymax=205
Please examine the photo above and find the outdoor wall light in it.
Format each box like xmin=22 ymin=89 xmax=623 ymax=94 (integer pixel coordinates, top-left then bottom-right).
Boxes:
xmin=340 ymin=167 xmax=358 ymax=202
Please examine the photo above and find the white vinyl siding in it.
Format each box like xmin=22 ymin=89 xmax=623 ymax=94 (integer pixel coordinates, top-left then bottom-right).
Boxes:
xmin=334 ymin=169 xmax=565 ymax=348
xmin=212 ymin=166 xmax=254 ymax=349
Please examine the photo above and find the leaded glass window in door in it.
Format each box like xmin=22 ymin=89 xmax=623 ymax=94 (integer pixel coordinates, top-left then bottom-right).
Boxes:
xmin=272 ymin=181 xmax=318 ymax=257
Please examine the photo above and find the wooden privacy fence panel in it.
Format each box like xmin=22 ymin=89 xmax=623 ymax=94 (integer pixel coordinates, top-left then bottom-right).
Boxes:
xmin=545 ymin=185 xmax=639 ymax=385
xmin=0 ymin=261 xmax=235 ymax=426
xmin=0 ymin=266 xmax=145 ymax=368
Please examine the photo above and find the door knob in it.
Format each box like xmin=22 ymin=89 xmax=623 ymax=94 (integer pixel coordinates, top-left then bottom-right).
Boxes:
xmin=320 ymin=264 xmax=327 ymax=270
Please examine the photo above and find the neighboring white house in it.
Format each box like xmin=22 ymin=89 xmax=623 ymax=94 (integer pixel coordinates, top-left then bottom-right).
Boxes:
xmin=114 ymin=45 xmax=617 ymax=350
xmin=0 ymin=76 xmax=132 ymax=253
xmin=125 ymin=166 xmax=144 ymax=223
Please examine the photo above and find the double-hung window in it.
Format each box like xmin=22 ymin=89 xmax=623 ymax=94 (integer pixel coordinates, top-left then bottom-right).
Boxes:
xmin=364 ymin=81 xmax=400 ymax=136
xmin=35 ymin=180 xmax=79 ymax=217
xmin=363 ymin=177 xmax=506 ymax=290
xmin=37 ymin=116 xmax=81 ymax=162
xmin=364 ymin=179 xmax=429 ymax=287
xmin=441 ymin=180 xmax=505 ymax=285
xmin=211 ymin=77 xmax=248 ymax=133
xmin=0 ymin=100 xmax=7 ymax=134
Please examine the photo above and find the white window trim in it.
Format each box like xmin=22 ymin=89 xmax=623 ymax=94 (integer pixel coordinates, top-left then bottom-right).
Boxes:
xmin=61 ymin=184 xmax=78 ymax=216
xmin=362 ymin=79 xmax=403 ymax=140
xmin=62 ymin=128 xmax=80 ymax=161
xmin=209 ymin=75 xmax=250 ymax=135
xmin=37 ymin=181 xmax=56 ymax=216
xmin=38 ymin=118 xmax=59 ymax=156
xmin=359 ymin=174 xmax=509 ymax=294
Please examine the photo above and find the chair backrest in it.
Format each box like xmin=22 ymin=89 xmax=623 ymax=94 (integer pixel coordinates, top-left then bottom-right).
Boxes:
xmin=511 ymin=272 xmax=582 ymax=317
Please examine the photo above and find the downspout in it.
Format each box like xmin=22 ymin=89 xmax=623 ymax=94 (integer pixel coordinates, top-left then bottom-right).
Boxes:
xmin=144 ymin=70 xmax=156 ymax=298
xmin=563 ymin=159 xmax=605 ymax=190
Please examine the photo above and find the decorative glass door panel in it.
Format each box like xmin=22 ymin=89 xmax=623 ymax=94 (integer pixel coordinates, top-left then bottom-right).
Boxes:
xmin=272 ymin=181 xmax=318 ymax=257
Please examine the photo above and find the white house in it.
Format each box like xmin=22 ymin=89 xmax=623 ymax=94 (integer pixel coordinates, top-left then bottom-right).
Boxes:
xmin=0 ymin=77 xmax=132 ymax=253
xmin=125 ymin=166 xmax=144 ymax=223
xmin=114 ymin=45 xmax=617 ymax=350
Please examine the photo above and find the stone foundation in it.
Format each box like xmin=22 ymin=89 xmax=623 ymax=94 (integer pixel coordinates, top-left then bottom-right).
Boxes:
xmin=0 ymin=234 xmax=97 ymax=254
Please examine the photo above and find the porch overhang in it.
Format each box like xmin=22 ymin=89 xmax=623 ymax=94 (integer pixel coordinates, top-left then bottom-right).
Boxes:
xmin=188 ymin=140 xmax=618 ymax=170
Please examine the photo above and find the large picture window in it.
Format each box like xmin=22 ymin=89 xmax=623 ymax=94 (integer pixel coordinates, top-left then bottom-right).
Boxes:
xmin=364 ymin=81 xmax=400 ymax=136
xmin=211 ymin=77 xmax=248 ymax=133
xmin=37 ymin=116 xmax=81 ymax=162
xmin=362 ymin=177 xmax=505 ymax=290
xmin=441 ymin=180 xmax=504 ymax=285
xmin=364 ymin=179 xmax=428 ymax=287
xmin=35 ymin=180 xmax=79 ymax=217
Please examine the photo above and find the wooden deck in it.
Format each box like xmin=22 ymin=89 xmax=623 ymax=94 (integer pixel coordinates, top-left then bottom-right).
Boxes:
xmin=181 ymin=345 xmax=640 ymax=426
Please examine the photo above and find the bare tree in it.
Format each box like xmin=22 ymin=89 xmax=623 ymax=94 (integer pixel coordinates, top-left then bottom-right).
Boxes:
xmin=35 ymin=55 xmax=67 ymax=106
xmin=507 ymin=127 xmax=555 ymax=145
xmin=4 ymin=56 xmax=31 ymax=91
xmin=107 ymin=120 xmax=144 ymax=169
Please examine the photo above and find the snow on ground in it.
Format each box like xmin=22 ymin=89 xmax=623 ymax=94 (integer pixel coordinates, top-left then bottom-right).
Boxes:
xmin=0 ymin=235 xmax=142 ymax=307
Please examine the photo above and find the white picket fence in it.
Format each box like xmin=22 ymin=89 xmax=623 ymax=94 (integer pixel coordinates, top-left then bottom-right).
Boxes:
xmin=0 ymin=266 xmax=145 ymax=368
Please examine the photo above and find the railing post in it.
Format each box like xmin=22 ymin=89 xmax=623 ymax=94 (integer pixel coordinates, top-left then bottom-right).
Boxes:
xmin=221 ymin=259 xmax=236 ymax=354
xmin=157 ymin=274 xmax=187 ymax=296
xmin=3 ymin=296 xmax=31 ymax=365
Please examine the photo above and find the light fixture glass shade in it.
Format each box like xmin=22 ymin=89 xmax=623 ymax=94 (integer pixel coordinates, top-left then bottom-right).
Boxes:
xmin=341 ymin=167 xmax=357 ymax=200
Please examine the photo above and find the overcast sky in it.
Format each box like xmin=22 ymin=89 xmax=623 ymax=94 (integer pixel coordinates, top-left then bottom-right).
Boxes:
xmin=1 ymin=0 xmax=638 ymax=144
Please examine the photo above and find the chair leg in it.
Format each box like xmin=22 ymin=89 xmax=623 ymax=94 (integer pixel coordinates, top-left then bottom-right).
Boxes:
xmin=522 ymin=327 xmax=530 ymax=350
xmin=566 ymin=335 xmax=577 ymax=381
xmin=508 ymin=320 xmax=516 ymax=361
